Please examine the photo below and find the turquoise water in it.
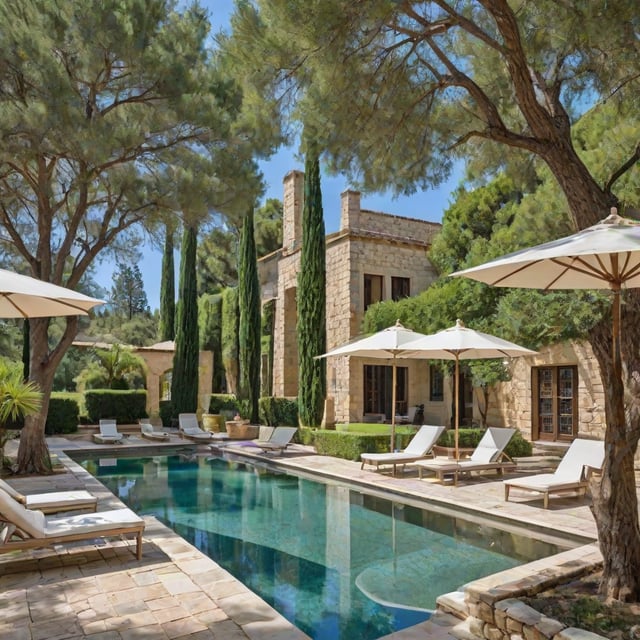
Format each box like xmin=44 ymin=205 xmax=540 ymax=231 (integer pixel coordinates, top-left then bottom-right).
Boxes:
xmin=80 ymin=454 xmax=564 ymax=640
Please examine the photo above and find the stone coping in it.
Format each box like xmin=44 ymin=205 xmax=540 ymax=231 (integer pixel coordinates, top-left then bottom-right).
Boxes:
xmin=2 ymin=437 xmax=619 ymax=640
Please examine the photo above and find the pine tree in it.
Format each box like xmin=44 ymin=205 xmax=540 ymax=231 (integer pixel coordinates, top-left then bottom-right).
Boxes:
xmin=238 ymin=208 xmax=261 ymax=423
xmin=297 ymin=147 xmax=326 ymax=427
xmin=110 ymin=263 xmax=149 ymax=320
xmin=159 ymin=223 xmax=175 ymax=341
xmin=171 ymin=224 xmax=199 ymax=416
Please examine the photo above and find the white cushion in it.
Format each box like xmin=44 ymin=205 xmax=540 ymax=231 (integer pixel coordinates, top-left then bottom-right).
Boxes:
xmin=470 ymin=446 xmax=498 ymax=463
xmin=0 ymin=478 xmax=25 ymax=502
xmin=25 ymin=491 xmax=96 ymax=511
xmin=44 ymin=508 xmax=143 ymax=537
xmin=0 ymin=488 xmax=46 ymax=538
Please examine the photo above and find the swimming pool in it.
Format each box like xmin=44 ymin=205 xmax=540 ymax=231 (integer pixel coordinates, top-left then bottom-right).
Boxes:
xmin=80 ymin=453 xmax=568 ymax=640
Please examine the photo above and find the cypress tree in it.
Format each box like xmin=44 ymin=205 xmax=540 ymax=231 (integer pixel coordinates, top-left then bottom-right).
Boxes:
xmin=221 ymin=286 xmax=239 ymax=395
xmin=297 ymin=146 xmax=326 ymax=427
xmin=199 ymin=293 xmax=225 ymax=393
xmin=159 ymin=223 xmax=175 ymax=341
xmin=170 ymin=223 xmax=199 ymax=416
xmin=238 ymin=208 xmax=261 ymax=423
xmin=261 ymin=299 xmax=275 ymax=397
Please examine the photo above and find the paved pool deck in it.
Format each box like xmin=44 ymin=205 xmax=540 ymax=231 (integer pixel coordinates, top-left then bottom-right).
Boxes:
xmin=0 ymin=434 xmax=625 ymax=640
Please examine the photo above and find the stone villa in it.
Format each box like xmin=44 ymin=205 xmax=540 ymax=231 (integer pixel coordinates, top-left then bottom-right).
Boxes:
xmin=258 ymin=170 xmax=608 ymax=445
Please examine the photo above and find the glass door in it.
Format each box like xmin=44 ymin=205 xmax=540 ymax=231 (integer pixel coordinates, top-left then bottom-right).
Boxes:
xmin=532 ymin=366 xmax=577 ymax=441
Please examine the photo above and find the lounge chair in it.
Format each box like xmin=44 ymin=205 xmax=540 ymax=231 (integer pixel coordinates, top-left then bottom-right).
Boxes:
xmin=139 ymin=420 xmax=170 ymax=441
xmin=0 ymin=487 xmax=145 ymax=559
xmin=396 ymin=406 xmax=417 ymax=425
xmin=0 ymin=478 xmax=97 ymax=515
xmin=253 ymin=427 xmax=297 ymax=453
xmin=412 ymin=427 xmax=516 ymax=485
xmin=178 ymin=413 xmax=213 ymax=442
xmin=504 ymin=438 xmax=604 ymax=509
xmin=360 ymin=425 xmax=446 ymax=476
xmin=217 ymin=426 xmax=297 ymax=455
xmin=93 ymin=419 xmax=124 ymax=444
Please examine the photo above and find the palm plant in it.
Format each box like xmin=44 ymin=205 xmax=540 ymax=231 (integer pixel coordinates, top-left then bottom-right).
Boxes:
xmin=0 ymin=360 xmax=42 ymax=467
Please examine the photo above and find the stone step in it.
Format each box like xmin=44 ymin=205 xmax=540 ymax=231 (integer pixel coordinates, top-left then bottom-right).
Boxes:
xmin=377 ymin=610 xmax=464 ymax=640
xmin=436 ymin=590 xmax=468 ymax=620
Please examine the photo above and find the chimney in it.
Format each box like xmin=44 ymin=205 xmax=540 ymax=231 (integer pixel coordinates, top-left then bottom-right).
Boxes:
xmin=282 ymin=170 xmax=304 ymax=252
xmin=340 ymin=190 xmax=361 ymax=231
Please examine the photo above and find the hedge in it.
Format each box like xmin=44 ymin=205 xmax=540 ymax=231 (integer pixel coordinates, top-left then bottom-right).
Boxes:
xmin=298 ymin=426 xmax=532 ymax=461
xmin=45 ymin=398 xmax=79 ymax=435
xmin=259 ymin=397 xmax=298 ymax=427
xmin=207 ymin=393 xmax=239 ymax=416
xmin=300 ymin=428 xmax=416 ymax=461
xmin=85 ymin=390 xmax=147 ymax=424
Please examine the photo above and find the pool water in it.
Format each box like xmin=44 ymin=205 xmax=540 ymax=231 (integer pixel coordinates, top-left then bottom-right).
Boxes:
xmin=81 ymin=454 xmax=565 ymax=640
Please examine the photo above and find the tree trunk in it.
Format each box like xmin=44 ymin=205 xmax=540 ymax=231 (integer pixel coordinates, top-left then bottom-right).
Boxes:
xmin=589 ymin=294 xmax=640 ymax=602
xmin=528 ymin=125 xmax=640 ymax=602
xmin=15 ymin=316 xmax=77 ymax=474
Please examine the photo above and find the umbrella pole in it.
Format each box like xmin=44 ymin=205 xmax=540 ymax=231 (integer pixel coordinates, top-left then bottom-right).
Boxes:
xmin=612 ymin=286 xmax=622 ymax=380
xmin=390 ymin=361 xmax=397 ymax=452
xmin=454 ymin=357 xmax=460 ymax=460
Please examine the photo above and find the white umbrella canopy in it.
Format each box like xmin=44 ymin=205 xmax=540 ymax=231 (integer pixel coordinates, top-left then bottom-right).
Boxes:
xmin=452 ymin=209 xmax=640 ymax=291
xmin=402 ymin=320 xmax=536 ymax=459
xmin=0 ymin=269 xmax=104 ymax=317
xmin=450 ymin=208 xmax=639 ymax=384
xmin=317 ymin=320 xmax=430 ymax=451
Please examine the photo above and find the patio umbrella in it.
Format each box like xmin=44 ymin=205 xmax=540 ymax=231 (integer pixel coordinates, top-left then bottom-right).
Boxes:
xmin=402 ymin=320 xmax=536 ymax=459
xmin=450 ymin=208 xmax=640 ymax=387
xmin=317 ymin=320 xmax=429 ymax=451
xmin=0 ymin=268 xmax=103 ymax=317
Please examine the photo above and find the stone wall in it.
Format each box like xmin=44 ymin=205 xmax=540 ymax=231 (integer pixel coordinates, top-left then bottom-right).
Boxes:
xmin=438 ymin=544 xmax=607 ymax=640
xmin=262 ymin=171 xmax=441 ymax=421
xmin=486 ymin=341 xmax=606 ymax=441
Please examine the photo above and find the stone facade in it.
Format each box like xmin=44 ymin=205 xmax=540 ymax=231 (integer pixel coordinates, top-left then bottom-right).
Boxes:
xmin=258 ymin=170 xmax=611 ymax=443
xmin=486 ymin=341 xmax=606 ymax=441
xmin=259 ymin=170 xmax=441 ymax=425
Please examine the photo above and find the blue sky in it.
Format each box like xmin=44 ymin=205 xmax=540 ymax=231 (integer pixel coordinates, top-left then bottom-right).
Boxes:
xmin=95 ymin=1 xmax=463 ymax=310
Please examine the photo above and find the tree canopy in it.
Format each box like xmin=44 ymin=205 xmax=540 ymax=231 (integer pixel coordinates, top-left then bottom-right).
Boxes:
xmin=197 ymin=198 xmax=283 ymax=293
xmin=110 ymin=264 xmax=149 ymax=320
xmin=0 ymin=0 xmax=268 ymax=473
xmin=224 ymin=0 xmax=640 ymax=600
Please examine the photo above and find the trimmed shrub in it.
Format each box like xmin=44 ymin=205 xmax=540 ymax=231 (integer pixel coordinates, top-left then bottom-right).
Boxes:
xmin=159 ymin=400 xmax=173 ymax=427
xmin=85 ymin=390 xmax=147 ymax=424
xmin=208 ymin=394 xmax=238 ymax=416
xmin=259 ymin=397 xmax=298 ymax=427
xmin=298 ymin=426 xmax=532 ymax=462
xmin=45 ymin=398 xmax=79 ymax=435
xmin=301 ymin=428 xmax=415 ymax=461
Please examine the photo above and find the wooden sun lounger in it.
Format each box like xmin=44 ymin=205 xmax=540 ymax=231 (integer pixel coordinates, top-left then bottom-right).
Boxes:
xmin=360 ymin=425 xmax=446 ymax=476
xmin=504 ymin=439 xmax=604 ymax=508
xmin=140 ymin=420 xmax=171 ymax=441
xmin=0 ymin=488 xmax=144 ymax=560
xmin=93 ymin=419 xmax=125 ymax=444
xmin=412 ymin=427 xmax=516 ymax=485
xmin=0 ymin=479 xmax=97 ymax=515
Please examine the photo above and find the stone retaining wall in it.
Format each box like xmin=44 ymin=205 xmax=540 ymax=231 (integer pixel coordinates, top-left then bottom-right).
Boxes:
xmin=438 ymin=543 xmax=607 ymax=640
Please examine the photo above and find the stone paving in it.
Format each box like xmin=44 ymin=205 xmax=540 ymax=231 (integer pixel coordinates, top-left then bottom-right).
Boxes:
xmin=0 ymin=434 xmax=624 ymax=640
